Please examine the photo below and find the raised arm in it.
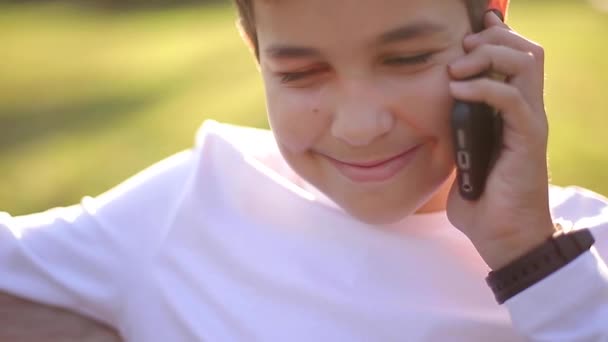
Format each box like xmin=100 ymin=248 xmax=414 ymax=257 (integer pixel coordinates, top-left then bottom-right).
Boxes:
xmin=0 ymin=149 xmax=195 ymax=338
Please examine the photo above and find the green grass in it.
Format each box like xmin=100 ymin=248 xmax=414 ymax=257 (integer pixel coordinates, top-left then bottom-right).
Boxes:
xmin=0 ymin=1 xmax=607 ymax=215
xmin=508 ymin=1 xmax=608 ymax=196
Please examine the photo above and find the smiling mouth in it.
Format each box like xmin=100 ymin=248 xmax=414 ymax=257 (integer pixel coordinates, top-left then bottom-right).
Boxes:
xmin=325 ymin=144 xmax=422 ymax=183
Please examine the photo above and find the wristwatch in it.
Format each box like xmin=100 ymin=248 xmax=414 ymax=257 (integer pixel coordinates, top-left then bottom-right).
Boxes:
xmin=486 ymin=227 xmax=595 ymax=304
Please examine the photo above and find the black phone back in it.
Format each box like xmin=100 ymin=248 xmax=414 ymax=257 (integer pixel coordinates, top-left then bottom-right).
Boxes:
xmin=451 ymin=101 xmax=503 ymax=200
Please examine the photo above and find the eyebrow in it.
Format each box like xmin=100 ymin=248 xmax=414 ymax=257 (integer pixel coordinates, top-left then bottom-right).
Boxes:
xmin=263 ymin=20 xmax=447 ymax=59
xmin=265 ymin=45 xmax=322 ymax=59
xmin=378 ymin=21 xmax=446 ymax=45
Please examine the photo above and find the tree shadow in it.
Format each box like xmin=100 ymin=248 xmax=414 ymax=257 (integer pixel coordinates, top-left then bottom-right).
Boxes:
xmin=0 ymin=91 xmax=165 ymax=153
xmin=0 ymin=95 xmax=149 ymax=153
xmin=0 ymin=42 xmax=250 ymax=154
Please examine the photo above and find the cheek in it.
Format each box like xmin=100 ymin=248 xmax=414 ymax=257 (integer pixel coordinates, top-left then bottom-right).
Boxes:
xmin=390 ymin=67 xmax=454 ymax=140
xmin=265 ymin=84 xmax=331 ymax=153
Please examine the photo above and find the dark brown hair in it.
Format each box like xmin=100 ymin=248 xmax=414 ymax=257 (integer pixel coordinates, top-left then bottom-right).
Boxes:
xmin=233 ymin=0 xmax=491 ymax=59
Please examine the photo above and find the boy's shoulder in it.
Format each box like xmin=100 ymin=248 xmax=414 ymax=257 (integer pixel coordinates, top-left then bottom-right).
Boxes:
xmin=195 ymin=119 xmax=278 ymax=159
xmin=192 ymin=119 xmax=306 ymax=186
xmin=196 ymin=119 xmax=273 ymax=145
xmin=195 ymin=119 xmax=295 ymax=168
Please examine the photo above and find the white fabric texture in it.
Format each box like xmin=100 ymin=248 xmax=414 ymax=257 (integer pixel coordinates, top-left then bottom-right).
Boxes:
xmin=1 ymin=120 xmax=607 ymax=341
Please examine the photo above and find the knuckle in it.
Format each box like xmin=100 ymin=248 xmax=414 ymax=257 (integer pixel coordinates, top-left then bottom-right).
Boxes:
xmin=477 ymin=78 xmax=493 ymax=89
xmin=477 ymin=26 xmax=501 ymax=42
xmin=476 ymin=45 xmax=494 ymax=62
xmin=543 ymin=117 xmax=549 ymax=135
xmin=478 ymin=79 xmax=497 ymax=97
xmin=528 ymin=42 xmax=545 ymax=62
xmin=532 ymin=117 xmax=549 ymax=141
xmin=487 ymin=26 xmax=505 ymax=37
xmin=533 ymin=45 xmax=545 ymax=62
xmin=522 ymin=52 xmax=537 ymax=69
xmin=478 ymin=44 xmax=498 ymax=56
xmin=541 ymin=118 xmax=549 ymax=135
xmin=504 ymin=86 xmax=522 ymax=104
xmin=477 ymin=45 xmax=503 ymax=70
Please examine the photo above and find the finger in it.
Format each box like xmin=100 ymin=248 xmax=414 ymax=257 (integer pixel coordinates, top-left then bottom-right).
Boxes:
xmin=449 ymin=79 xmax=548 ymax=139
xmin=484 ymin=10 xmax=509 ymax=29
xmin=450 ymin=78 xmax=526 ymax=119
xmin=448 ymin=44 xmax=545 ymax=112
xmin=449 ymin=44 xmax=536 ymax=80
xmin=464 ymin=26 xmax=545 ymax=66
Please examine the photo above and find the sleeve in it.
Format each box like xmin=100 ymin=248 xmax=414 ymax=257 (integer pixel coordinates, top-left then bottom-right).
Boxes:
xmin=0 ymin=149 xmax=194 ymax=328
xmin=505 ymin=185 xmax=608 ymax=341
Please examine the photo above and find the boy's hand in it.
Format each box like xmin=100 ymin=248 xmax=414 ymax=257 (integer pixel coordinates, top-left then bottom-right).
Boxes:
xmin=446 ymin=11 xmax=556 ymax=270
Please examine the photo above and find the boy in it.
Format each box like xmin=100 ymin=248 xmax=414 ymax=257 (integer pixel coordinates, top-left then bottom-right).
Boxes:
xmin=1 ymin=0 xmax=607 ymax=341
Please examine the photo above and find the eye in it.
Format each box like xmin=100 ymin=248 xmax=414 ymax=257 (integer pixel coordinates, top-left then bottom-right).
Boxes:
xmin=277 ymin=68 xmax=326 ymax=83
xmin=383 ymin=53 xmax=433 ymax=66
xmin=279 ymin=70 xmax=314 ymax=83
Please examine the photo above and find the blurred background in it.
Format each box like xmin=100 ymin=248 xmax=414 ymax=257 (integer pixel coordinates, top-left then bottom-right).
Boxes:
xmin=0 ymin=0 xmax=607 ymax=215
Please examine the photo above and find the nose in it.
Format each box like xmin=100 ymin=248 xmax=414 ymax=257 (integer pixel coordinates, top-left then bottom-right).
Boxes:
xmin=330 ymin=79 xmax=396 ymax=147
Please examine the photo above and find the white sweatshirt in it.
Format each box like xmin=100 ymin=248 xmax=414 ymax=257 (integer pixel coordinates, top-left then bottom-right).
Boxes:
xmin=1 ymin=120 xmax=607 ymax=341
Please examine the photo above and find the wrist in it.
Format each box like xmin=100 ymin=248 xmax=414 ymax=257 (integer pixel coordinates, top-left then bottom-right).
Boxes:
xmin=475 ymin=223 xmax=558 ymax=270
xmin=485 ymin=227 xmax=596 ymax=304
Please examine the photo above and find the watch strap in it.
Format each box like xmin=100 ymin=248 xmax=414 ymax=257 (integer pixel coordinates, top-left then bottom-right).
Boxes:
xmin=486 ymin=227 xmax=595 ymax=304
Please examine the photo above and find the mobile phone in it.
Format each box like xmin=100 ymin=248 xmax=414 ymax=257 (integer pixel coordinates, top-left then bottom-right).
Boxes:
xmin=450 ymin=5 xmax=506 ymax=201
xmin=451 ymin=100 xmax=503 ymax=200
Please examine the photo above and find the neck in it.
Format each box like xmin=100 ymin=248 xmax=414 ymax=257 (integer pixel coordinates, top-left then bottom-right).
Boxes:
xmin=415 ymin=169 xmax=456 ymax=214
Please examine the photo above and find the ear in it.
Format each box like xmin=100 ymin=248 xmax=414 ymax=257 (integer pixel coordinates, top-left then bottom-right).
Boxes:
xmin=487 ymin=0 xmax=510 ymax=20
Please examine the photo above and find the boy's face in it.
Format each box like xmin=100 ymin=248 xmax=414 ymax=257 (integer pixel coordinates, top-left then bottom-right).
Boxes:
xmin=255 ymin=0 xmax=471 ymax=224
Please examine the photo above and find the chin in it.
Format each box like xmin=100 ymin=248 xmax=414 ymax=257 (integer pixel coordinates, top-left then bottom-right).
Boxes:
xmin=330 ymin=177 xmax=450 ymax=226
xmin=351 ymin=213 xmax=407 ymax=226
xmin=339 ymin=200 xmax=419 ymax=225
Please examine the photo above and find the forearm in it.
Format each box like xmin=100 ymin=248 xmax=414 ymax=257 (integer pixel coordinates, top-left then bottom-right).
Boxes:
xmin=473 ymin=221 xmax=557 ymax=271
